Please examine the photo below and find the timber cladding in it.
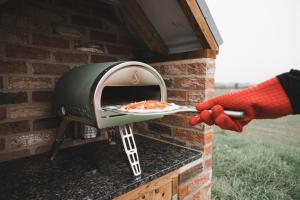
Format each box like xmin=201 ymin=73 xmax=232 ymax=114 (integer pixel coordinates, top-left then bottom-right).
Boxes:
xmin=0 ymin=0 xmax=138 ymax=162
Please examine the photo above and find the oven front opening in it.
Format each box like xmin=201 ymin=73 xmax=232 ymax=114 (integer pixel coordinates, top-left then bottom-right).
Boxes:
xmin=101 ymin=85 xmax=161 ymax=106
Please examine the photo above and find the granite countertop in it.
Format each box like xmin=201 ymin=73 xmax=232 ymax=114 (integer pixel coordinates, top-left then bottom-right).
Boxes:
xmin=0 ymin=134 xmax=202 ymax=200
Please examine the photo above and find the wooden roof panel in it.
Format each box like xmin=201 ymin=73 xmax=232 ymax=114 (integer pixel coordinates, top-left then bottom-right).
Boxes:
xmin=137 ymin=0 xmax=203 ymax=54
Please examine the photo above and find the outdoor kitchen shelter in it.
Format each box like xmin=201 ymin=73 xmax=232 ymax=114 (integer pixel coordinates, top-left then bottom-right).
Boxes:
xmin=0 ymin=0 xmax=222 ymax=199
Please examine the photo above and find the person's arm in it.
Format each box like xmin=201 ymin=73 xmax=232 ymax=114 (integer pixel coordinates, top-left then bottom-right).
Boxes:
xmin=189 ymin=69 xmax=299 ymax=132
xmin=277 ymin=69 xmax=300 ymax=114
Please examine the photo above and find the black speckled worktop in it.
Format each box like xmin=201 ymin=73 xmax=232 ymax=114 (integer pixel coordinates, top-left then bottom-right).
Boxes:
xmin=0 ymin=134 xmax=201 ymax=200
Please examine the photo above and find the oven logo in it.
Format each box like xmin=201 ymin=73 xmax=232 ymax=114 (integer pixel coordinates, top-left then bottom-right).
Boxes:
xmin=131 ymin=71 xmax=140 ymax=84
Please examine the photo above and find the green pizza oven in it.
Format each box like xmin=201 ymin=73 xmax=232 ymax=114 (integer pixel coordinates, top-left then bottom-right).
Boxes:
xmin=55 ymin=61 xmax=167 ymax=128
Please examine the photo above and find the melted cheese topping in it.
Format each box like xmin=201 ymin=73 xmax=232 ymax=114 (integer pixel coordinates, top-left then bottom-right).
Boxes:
xmin=120 ymin=100 xmax=179 ymax=112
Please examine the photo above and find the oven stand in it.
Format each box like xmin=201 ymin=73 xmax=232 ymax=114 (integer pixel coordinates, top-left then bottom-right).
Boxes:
xmin=119 ymin=124 xmax=141 ymax=176
xmin=50 ymin=116 xmax=72 ymax=160
xmin=50 ymin=115 xmax=95 ymax=160
xmin=50 ymin=116 xmax=141 ymax=177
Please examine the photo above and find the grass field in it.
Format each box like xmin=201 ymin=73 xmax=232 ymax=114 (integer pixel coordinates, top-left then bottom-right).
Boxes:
xmin=212 ymin=89 xmax=300 ymax=200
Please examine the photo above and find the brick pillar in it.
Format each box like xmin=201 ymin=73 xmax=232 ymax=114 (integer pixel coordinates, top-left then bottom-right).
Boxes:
xmin=134 ymin=58 xmax=215 ymax=200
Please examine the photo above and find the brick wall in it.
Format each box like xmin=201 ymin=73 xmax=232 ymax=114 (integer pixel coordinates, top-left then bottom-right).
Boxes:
xmin=0 ymin=0 xmax=137 ymax=161
xmin=134 ymin=58 xmax=215 ymax=200
xmin=178 ymin=160 xmax=212 ymax=200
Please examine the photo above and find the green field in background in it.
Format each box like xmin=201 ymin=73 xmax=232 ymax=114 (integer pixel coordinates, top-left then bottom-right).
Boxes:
xmin=212 ymin=89 xmax=300 ymax=200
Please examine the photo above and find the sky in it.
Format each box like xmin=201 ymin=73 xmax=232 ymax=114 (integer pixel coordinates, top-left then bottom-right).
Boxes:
xmin=205 ymin=0 xmax=300 ymax=83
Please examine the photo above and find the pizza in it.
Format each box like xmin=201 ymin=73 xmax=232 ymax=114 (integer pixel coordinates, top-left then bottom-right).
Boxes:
xmin=120 ymin=100 xmax=179 ymax=112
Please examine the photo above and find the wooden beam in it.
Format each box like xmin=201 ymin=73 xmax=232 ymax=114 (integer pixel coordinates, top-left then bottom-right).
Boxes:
xmin=118 ymin=0 xmax=168 ymax=54
xmin=142 ymin=49 xmax=217 ymax=63
xmin=178 ymin=0 xmax=218 ymax=51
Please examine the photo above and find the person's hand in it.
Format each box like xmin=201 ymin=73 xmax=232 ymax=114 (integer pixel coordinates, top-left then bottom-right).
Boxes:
xmin=189 ymin=78 xmax=293 ymax=132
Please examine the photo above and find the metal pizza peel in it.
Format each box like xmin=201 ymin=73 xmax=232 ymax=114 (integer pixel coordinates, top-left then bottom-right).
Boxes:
xmin=102 ymin=105 xmax=244 ymax=118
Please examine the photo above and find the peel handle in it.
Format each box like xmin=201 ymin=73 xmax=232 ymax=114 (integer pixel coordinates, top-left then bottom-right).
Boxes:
xmin=223 ymin=110 xmax=245 ymax=119
xmin=182 ymin=106 xmax=244 ymax=119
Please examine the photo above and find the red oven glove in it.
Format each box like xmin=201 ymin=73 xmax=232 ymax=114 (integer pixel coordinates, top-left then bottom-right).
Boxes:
xmin=189 ymin=77 xmax=293 ymax=132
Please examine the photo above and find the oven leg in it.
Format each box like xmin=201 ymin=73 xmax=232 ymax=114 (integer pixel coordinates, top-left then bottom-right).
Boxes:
xmin=119 ymin=124 xmax=141 ymax=176
xmin=50 ymin=116 xmax=71 ymax=160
